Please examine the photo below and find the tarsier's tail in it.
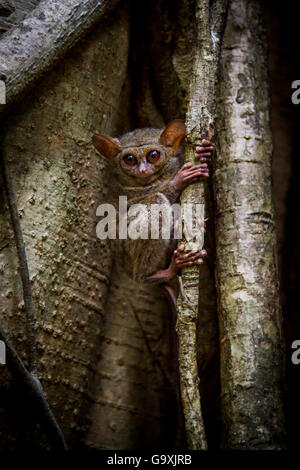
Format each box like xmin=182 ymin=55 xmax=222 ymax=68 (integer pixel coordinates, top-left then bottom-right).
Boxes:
xmin=161 ymin=282 xmax=186 ymax=446
xmin=161 ymin=282 xmax=177 ymax=316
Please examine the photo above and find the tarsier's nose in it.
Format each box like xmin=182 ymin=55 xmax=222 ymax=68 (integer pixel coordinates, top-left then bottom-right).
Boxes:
xmin=138 ymin=162 xmax=150 ymax=179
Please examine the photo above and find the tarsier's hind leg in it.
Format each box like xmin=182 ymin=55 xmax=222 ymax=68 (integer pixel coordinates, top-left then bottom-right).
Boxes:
xmin=161 ymin=282 xmax=186 ymax=446
xmin=145 ymin=244 xmax=207 ymax=283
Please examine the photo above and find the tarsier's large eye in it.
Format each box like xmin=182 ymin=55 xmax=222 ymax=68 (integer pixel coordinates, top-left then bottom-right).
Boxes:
xmin=123 ymin=154 xmax=137 ymax=166
xmin=147 ymin=149 xmax=161 ymax=163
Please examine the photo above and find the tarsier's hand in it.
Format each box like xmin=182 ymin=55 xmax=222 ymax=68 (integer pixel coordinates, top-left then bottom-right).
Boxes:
xmin=172 ymin=139 xmax=215 ymax=192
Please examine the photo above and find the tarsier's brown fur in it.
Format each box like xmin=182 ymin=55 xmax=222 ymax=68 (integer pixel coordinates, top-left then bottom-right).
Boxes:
xmin=92 ymin=120 xmax=214 ymax=307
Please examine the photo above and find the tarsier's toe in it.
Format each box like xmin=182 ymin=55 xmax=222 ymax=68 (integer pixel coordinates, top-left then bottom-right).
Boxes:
xmin=194 ymin=249 xmax=207 ymax=264
xmin=175 ymin=244 xmax=185 ymax=254
xmin=174 ymin=247 xmax=207 ymax=268
xmin=183 ymin=249 xmax=198 ymax=259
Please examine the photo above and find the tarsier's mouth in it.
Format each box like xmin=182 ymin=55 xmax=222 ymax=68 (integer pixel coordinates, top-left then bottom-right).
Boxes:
xmin=138 ymin=174 xmax=153 ymax=182
xmin=136 ymin=172 xmax=161 ymax=185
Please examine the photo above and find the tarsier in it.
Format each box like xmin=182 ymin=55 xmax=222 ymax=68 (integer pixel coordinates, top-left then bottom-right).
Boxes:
xmin=92 ymin=120 xmax=214 ymax=310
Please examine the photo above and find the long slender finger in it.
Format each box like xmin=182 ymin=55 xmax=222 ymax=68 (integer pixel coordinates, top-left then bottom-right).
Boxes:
xmin=182 ymin=171 xmax=208 ymax=179
xmin=180 ymin=258 xmax=204 ymax=267
xmin=181 ymin=162 xmax=193 ymax=170
xmin=176 ymin=250 xmax=197 ymax=261
xmin=184 ymin=175 xmax=209 ymax=183
xmin=183 ymin=169 xmax=208 ymax=178
xmin=183 ymin=249 xmax=198 ymax=259
xmin=184 ymin=172 xmax=209 ymax=180
xmin=193 ymin=253 xmax=204 ymax=260
xmin=183 ymin=164 xmax=203 ymax=170
xmin=201 ymin=139 xmax=215 ymax=146
xmin=175 ymin=244 xmax=185 ymax=255
xmin=187 ymin=250 xmax=207 ymax=261
xmin=184 ymin=164 xmax=208 ymax=174
xmin=195 ymin=146 xmax=214 ymax=153
xmin=184 ymin=171 xmax=209 ymax=182
xmin=195 ymin=152 xmax=213 ymax=159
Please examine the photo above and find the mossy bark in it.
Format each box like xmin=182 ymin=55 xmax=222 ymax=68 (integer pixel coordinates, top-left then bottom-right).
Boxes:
xmin=214 ymin=0 xmax=286 ymax=449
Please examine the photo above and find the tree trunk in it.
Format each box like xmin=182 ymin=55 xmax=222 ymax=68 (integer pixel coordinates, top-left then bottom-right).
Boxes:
xmin=0 ymin=0 xmax=119 ymax=110
xmin=214 ymin=0 xmax=286 ymax=449
xmin=85 ymin=266 xmax=178 ymax=449
xmin=0 ymin=2 xmax=130 ymax=448
xmin=0 ymin=1 xmax=40 ymax=37
xmin=0 ymin=0 xmax=290 ymax=450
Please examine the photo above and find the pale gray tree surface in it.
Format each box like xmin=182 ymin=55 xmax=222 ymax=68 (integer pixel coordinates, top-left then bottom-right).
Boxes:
xmin=0 ymin=0 xmax=293 ymax=450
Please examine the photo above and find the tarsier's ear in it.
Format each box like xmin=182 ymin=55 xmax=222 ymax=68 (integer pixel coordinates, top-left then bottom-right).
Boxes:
xmin=159 ymin=119 xmax=186 ymax=154
xmin=92 ymin=134 xmax=122 ymax=161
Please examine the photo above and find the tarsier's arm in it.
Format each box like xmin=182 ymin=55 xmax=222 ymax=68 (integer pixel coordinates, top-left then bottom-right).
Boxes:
xmin=146 ymin=140 xmax=215 ymax=283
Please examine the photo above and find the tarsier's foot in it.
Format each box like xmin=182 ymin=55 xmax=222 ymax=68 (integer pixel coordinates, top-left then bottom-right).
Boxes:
xmin=145 ymin=245 xmax=207 ymax=283
xmin=168 ymin=244 xmax=207 ymax=278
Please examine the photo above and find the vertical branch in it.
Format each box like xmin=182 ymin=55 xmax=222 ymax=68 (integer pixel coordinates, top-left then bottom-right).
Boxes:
xmin=0 ymin=145 xmax=67 ymax=449
xmin=0 ymin=147 xmax=37 ymax=376
xmin=176 ymin=0 xmax=228 ymax=450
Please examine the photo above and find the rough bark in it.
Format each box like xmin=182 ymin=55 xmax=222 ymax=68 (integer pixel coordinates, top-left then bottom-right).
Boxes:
xmin=85 ymin=266 xmax=179 ymax=449
xmin=0 ymin=0 xmax=197 ymax=450
xmin=214 ymin=0 xmax=286 ymax=449
xmin=0 ymin=2 xmax=130 ymax=448
xmin=0 ymin=1 xmax=41 ymax=37
xmin=0 ymin=153 xmax=38 ymax=375
xmin=0 ymin=325 xmax=67 ymax=449
xmin=0 ymin=0 xmax=119 ymax=112
xmin=0 ymin=0 xmax=290 ymax=451
xmin=0 ymin=150 xmax=68 ymax=448
xmin=176 ymin=0 xmax=228 ymax=450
